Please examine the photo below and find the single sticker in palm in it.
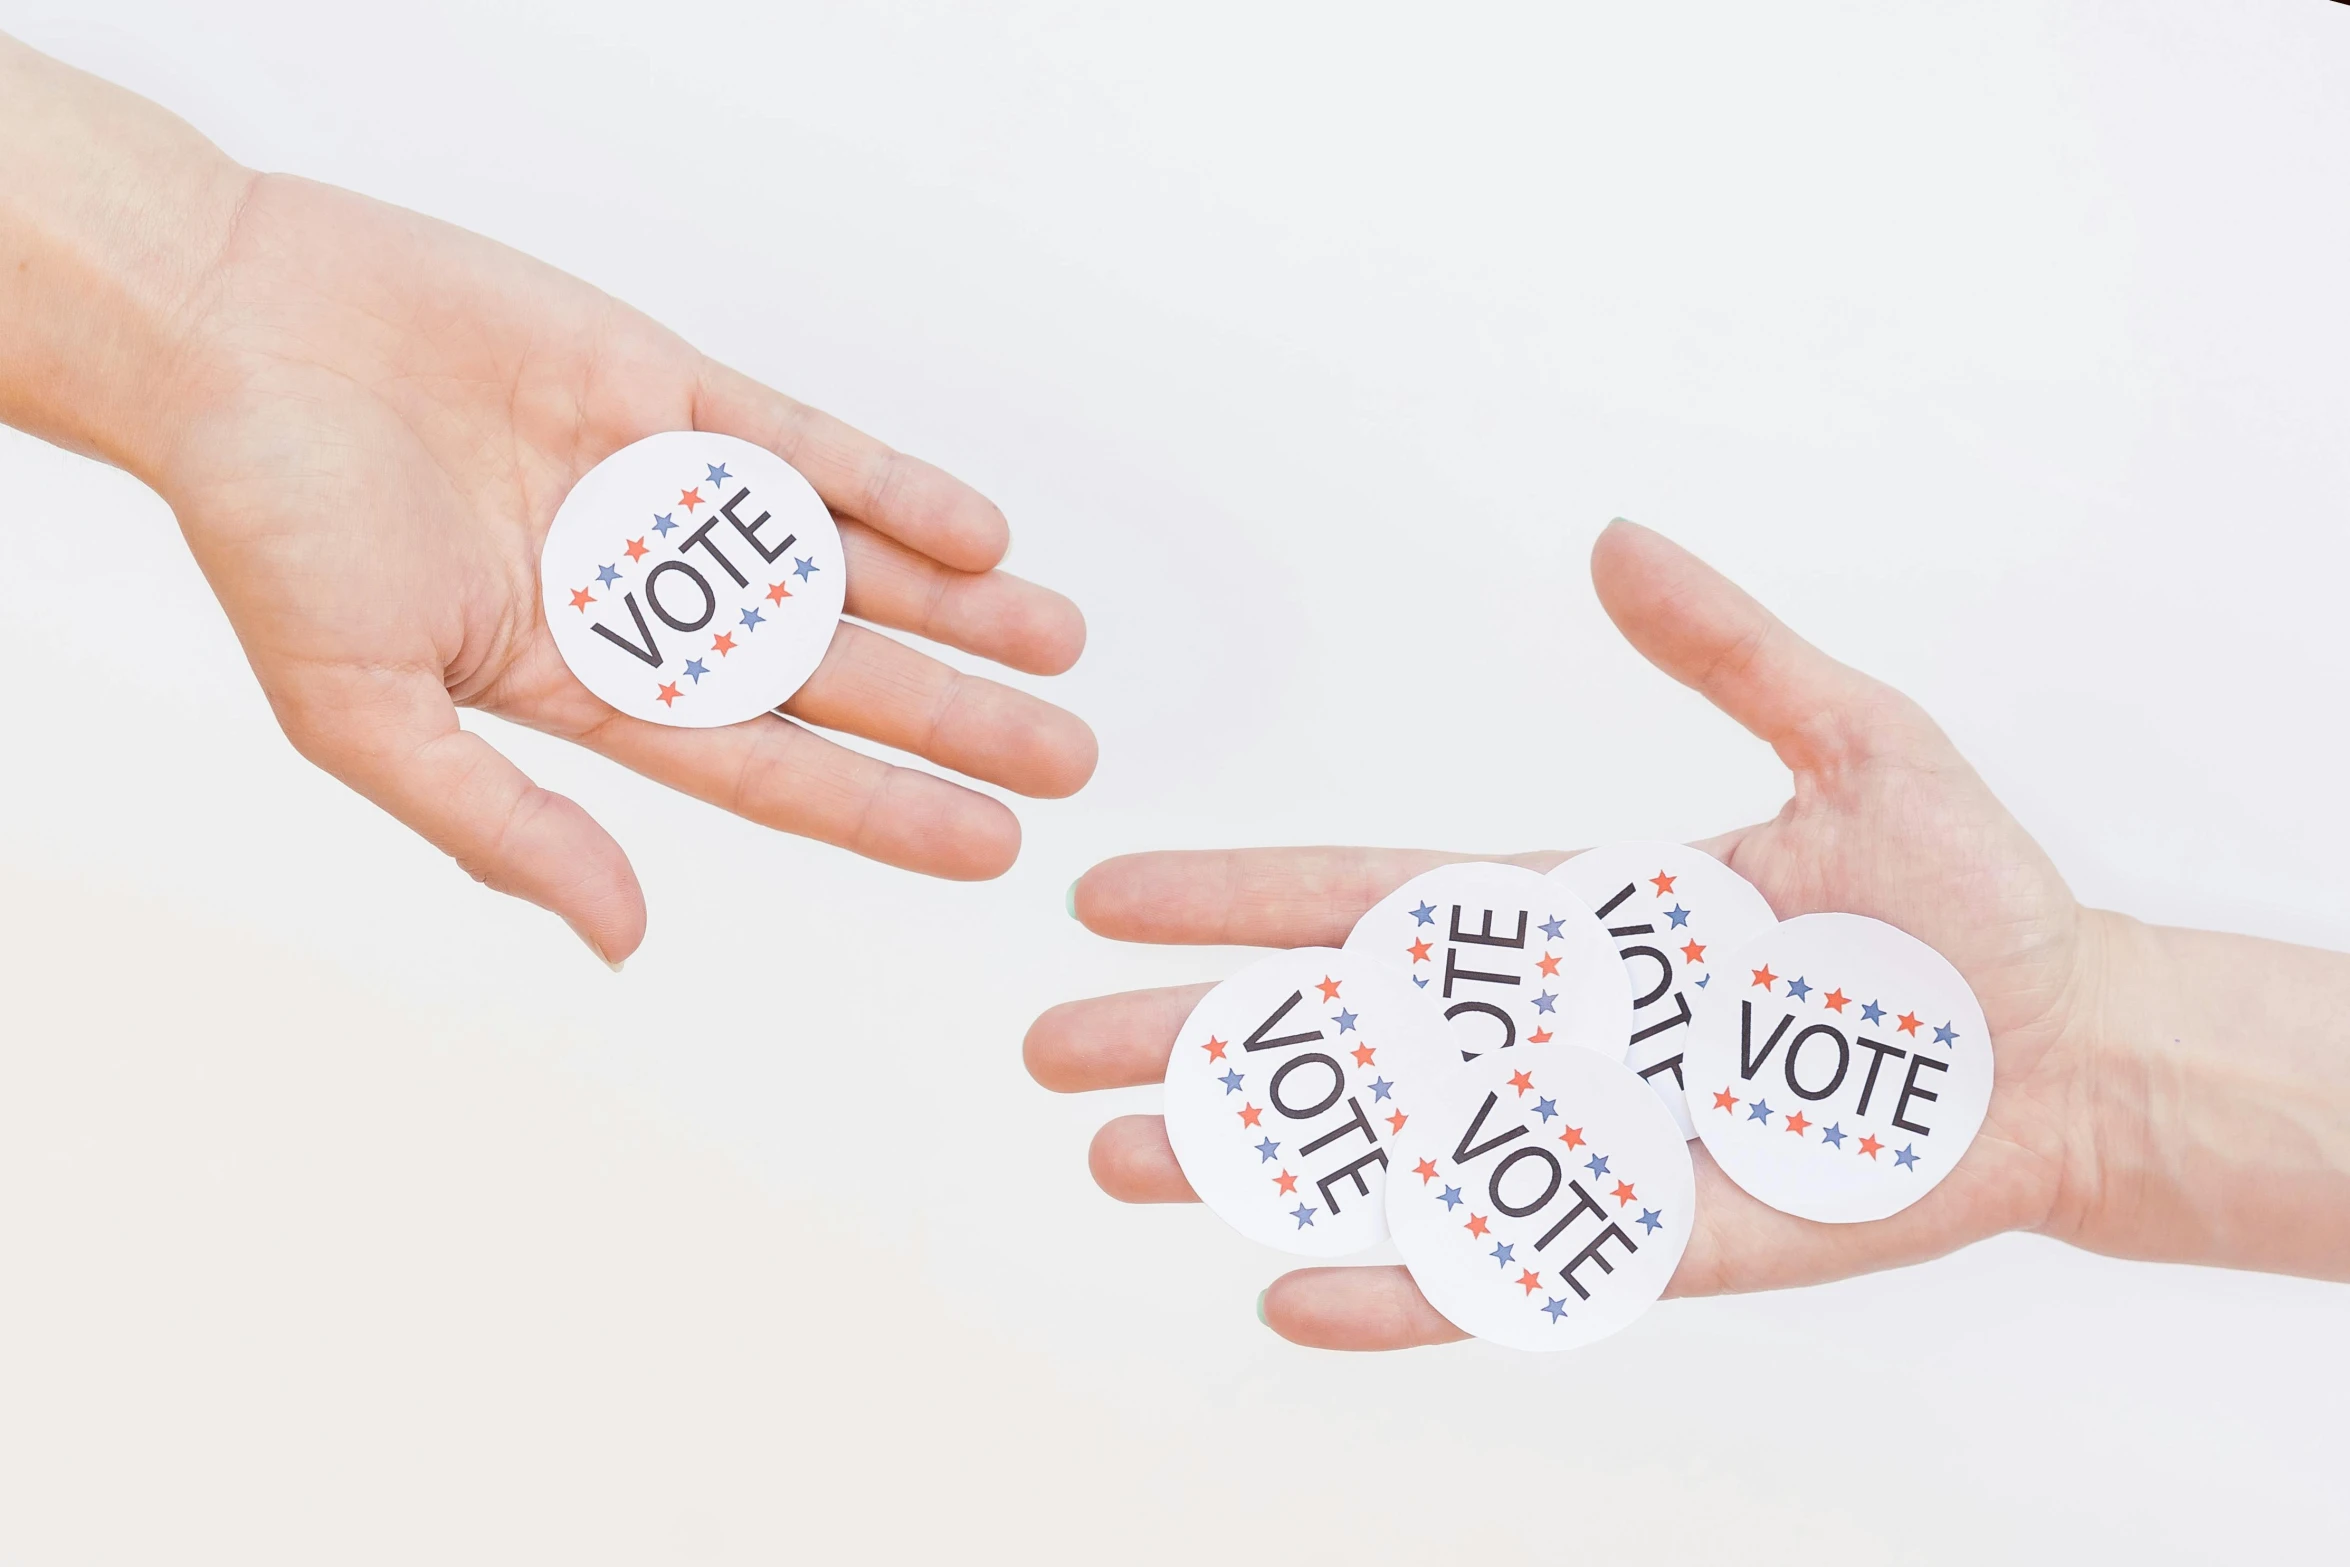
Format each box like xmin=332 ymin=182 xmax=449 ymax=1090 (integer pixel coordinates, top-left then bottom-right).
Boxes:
xmin=1551 ymin=842 xmax=1777 ymax=1138
xmin=1344 ymin=862 xmax=1631 ymax=1063
xmin=1386 ymin=1041 xmax=1693 ymax=1351
xmin=1163 ymin=948 xmax=1459 ymax=1257
xmin=1684 ymin=913 xmax=1992 ymax=1223
xmin=541 ymin=430 xmax=846 ymax=727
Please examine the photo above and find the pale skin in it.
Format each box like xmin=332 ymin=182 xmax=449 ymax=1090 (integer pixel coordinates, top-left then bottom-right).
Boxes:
xmin=0 ymin=35 xmax=1095 ymax=964
xmin=1030 ymin=522 xmax=2350 ymax=1348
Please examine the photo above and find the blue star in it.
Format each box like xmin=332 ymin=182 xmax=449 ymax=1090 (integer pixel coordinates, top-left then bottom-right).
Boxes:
xmin=682 ymin=658 xmax=709 ymax=683
xmin=1637 ymin=1208 xmax=1663 ymax=1234
xmin=1533 ymin=1096 xmax=1558 ymax=1122
xmin=739 ymin=606 xmax=764 ymax=631
xmin=705 ymin=462 xmax=732 ymax=487
xmin=1530 ymin=990 xmax=1558 ymax=1014
xmin=1490 ymin=1242 xmax=1515 ymax=1268
xmin=1412 ymin=976 xmax=1429 ymax=989
xmin=596 ymin=563 xmax=620 ymax=587
xmin=1291 ymin=1203 xmax=1318 ymax=1228
xmin=1861 ymin=1000 xmax=1885 ymax=1025
xmin=1410 ymin=901 xmax=1437 ymax=926
xmin=1437 ymin=1184 xmax=1464 ymax=1210
xmin=1368 ymin=1076 xmax=1394 ymax=1102
xmin=1786 ymin=976 xmax=1812 ymax=1002
xmin=1934 ymin=1022 xmax=1958 ymax=1046
xmin=1255 ymin=1137 xmax=1280 ymax=1162
xmin=651 ymin=512 xmax=677 ymax=537
xmin=1333 ymin=1008 xmax=1358 ymax=1033
xmin=1894 ymin=1144 xmax=1921 ymax=1171
xmin=1747 ymin=1098 xmax=1774 ymax=1124
xmin=1820 ymin=1122 xmax=1846 ymax=1148
xmin=1584 ymin=1153 xmax=1610 ymax=1178
xmin=1218 ymin=1069 xmax=1244 ymax=1094
xmin=1666 ymin=904 xmax=1691 ymax=929
xmin=1539 ymin=915 xmax=1568 ymax=941
xmin=1543 ymin=1297 xmax=1569 ymax=1322
xmin=792 ymin=556 xmax=819 ymax=580
xmin=1695 ymin=974 xmax=1711 ymax=988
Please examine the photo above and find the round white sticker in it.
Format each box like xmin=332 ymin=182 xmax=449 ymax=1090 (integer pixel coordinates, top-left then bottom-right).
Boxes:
xmin=541 ymin=431 xmax=846 ymax=728
xmin=1386 ymin=1041 xmax=1693 ymax=1352
xmin=1550 ymin=843 xmax=1778 ymax=1139
xmin=1344 ymin=862 xmax=1631 ymax=1064
xmin=1164 ymin=949 xmax=1461 ymax=1257
xmin=1683 ymin=913 xmax=1992 ymax=1224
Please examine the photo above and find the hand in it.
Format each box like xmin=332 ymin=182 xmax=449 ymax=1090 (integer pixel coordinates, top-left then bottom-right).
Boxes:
xmin=1028 ymin=520 xmax=2111 ymax=1349
xmin=134 ymin=173 xmax=1094 ymax=963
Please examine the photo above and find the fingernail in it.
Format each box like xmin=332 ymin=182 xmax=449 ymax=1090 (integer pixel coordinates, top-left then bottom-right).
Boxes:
xmin=573 ymin=924 xmax=625 ymax=972
xmin=603 ymin=954 xmax=626 ymax=973
xmin=1254 ymin=1288 xmax=1269 ymax=1326
xmin=1065 ymin=880 xmax=1080 ymax=920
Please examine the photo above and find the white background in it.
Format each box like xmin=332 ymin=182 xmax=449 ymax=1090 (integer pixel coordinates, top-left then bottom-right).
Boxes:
xmin=2 ymin=2 xmax=2345 ymax=1560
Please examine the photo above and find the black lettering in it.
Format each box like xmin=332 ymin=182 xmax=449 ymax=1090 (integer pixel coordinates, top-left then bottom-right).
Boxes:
xmin=681 ymin=515 xmax=750 ymax=587
xmin=589 ymin=593 xmax=663 ymax=668
xmin=1629 ymin=990 xmax=1693 ymax=1046
xmin=1443 ymin=946 xmax=1519 ymax=998
xmin=1448 ymin=906 xmax=1528 ymax=949
xmin=1443 ymin=1000 xmax=1516 ymax=1059
xmin=1783 ymin=1023 xmax=1851 ymax=1102
xmin=1314 ymin=1147 xmax=1387 ymax=1213
xmin=1621 ymin=946 xmax=1673 ymax=1009
xmin=1893 ymin=1053 xmax=1949 ymax=1135
xmin=1635 ymin=1054 xmax=1686 ymax=1091
xmin=1591 ymin=883 xmax=1636 ymax=920
xmin=1269 ymin=1054 xmax=1344 ymax=1121
xmin=1489 ymin=1146 xmax=1564 ymax=1217
xmin=1558 ymin=1223 xmax=1638 ymax=1300
xmin=1449 ymin=1091 xmax=1528 ymax=1165
xmin=721 ymin=487 xmax=796 ymax=564
xmin=1854 ymin=1035 xmax=1907 ymax=1116
xmin=1242 ymin=991 xmax=1322 ymax=1053
xmin=1739 ymin=1002 xmax=1795 ymax=1080
xmin=643 ymin=560 xmax=716 ymax=632
xmin=1534 ymin=1177 xmax=1607 ymax=1251
xmin=1300 ymin=1095 xmax=1377 ymax=1155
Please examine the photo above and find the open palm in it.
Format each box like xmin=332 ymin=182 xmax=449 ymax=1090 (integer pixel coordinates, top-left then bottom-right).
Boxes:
xmin=1028 ymin=521 xmax=2104 ymax=1348
xmin=143 ymin=174 xmax=1094 ymax=963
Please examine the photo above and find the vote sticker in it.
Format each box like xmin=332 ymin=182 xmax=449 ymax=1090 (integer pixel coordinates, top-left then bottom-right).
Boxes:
xmin=1386 ymin=1042 xmax=1693 ymax=1352
xmin=1344 ymin=862 xmax=1631 ymax=1064
xmin=541 ymin=431 xmax=846 ymax=728
xmin=1684 ymin=913 xmax=1992 ymax=1224
xmin=1163 ymin=948 xmax=1459 ymax=1258
xmin=1551 ymin=843 xmax=1778 ymax=1139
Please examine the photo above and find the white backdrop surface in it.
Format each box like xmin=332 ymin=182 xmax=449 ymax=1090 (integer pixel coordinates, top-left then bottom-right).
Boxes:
xmin=2 ymin=2 xmax=2346 ymax=1561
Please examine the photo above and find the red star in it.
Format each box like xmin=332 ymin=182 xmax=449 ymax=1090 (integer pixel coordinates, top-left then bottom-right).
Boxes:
xmin=1610 ymin=1180 xmax=1637 ymax=1207
xmin=765 ymin=581 xmax=792 ymax=605
xmin=1784 ymin=1110 xmax=1812 ymax=1136
xmin=1712 ymin=1088 xmax=1739 ymax=1113
xmin=1273 ymin=1169 xmax=1298 ymax=1195
xmin=624 ymin=537 xmax=648 ymax=562
xmin=1350 ymin=1042 xmax=1377 ymax=1068
xmin=1201 ymin=1036 xmax=1227 ymax=1061
xmin=1650 ymin=871 xmax=1677 ymax=895
xmin=1516 ymin=1269 xmax=1543 ymax=1296
xmin=1857 ymin=1134 xmax=1883 ymax=1159
xmin=711 ymin=631 xmax=737 ymax=656
xmin=1557 ymin=1124 xmax=1585 ymax=1149
xmin=1507 ymin=1069 xmax=1536 ymax=1096
xmin=1536 ymin=951 xmax=1561 ymax=977
xmin=1464 ymin=1213 xmax=1490 ymax=1238
xmin=1896 ymin=1012 xmax=1922 ymax=1036
xmin=1315 ymin=976 xmax=1343 ymax=1003
xmin=1238 ymin=1104 xmax=1263 ymax=1128
xmin=1406 ymin=938 xmax=1432 ymax=964
xmin=1527 ymin=1027 xmax=1553 ymax=1045
xmin=655 ymin=682 xmax=681 ymax=707
xmin=1751 ymin=965 xmax=1779 ymax=991
xmin=1413 ymin=1158 xmax=1439 ymax=1184
xmin=679 ymin=487 xmax=704 ymax=511
xmin=1386 ymin=1109 xmax=1408 ymax=1135
xmin=1681 ymin=940 xmax=1706 ymax=965
xmin=1822 ymin=988 xmax=1849 ymax=1012
xmin=569 ymin=586 xmax=596 ymax=611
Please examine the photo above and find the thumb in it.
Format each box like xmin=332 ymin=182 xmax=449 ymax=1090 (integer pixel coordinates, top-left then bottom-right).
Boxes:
xmin=271 ymin=665 xmax=647 ymax=964
xmin=1588 ymin=519 xmax=1950 ymax=775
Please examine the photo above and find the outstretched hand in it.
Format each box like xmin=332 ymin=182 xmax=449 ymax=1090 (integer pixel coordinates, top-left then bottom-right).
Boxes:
xmin=1028 ymin=520 xmax=2109 ymax=1349
xmin=147 ymin=174 xmax=1094 ymax=963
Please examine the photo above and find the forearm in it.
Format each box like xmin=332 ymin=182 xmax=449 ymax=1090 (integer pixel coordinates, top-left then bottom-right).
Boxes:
xmin=0 ymin=34 xmax=251 ymax=480
xmin=2060 ymin=910 xmax=2350 ymax=1278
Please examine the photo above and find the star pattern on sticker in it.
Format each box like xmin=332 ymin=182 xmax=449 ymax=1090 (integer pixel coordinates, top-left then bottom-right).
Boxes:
xmin=1610 ymin=1180 xmax=1637 ymax=1207
xmin=651 ymin=512 xmax=677 ymax=537
xmin=1350 ymin=1042 xmax=1377 ymax=1068
xmin=1274 ymin=1170 xmax=1298 ymax=1194
xmin=1650 ymin=872 xmax=1676 ymax=895
xmin=1333 ymin=1008 xmax=1358 ymax=1033
xmin=1536 ymin=952 xmax=1561 ymax=977
xmin=1490 ymin=1242 xmax=1515 ymax=1269
xmin=793 ymin=556 xmax=819 ymax=580
xmin=656 ymin=682 xmax=681 ymax=707
xmin=1637 ymin=1208 xmax=1663 ymax=1234
xmin=1407 ymin=938 xmax=1432 ymax=963
xmin=1369 ymin=1076 xmax=1394 ymax=1102
xmin=624 ymin=537 xmax=648 ymax=562
xmin=739 ymin=606 xmax=764 ymax=631
xmin=1786 ymin=976 xmax=1812 ymax=1001
xmin=1823 ymin=988 xmax=1849 ymax=1012
xmin=1507 ymin=1069 xmax=1535 ymax=1096
xmin=597 ymin=563 xmax=621 ymax=587
xmin=1895 ymin=1144 xmax=1921 ymax=1170
xmin=1218 ymin=1069 xmax=1244 ymax=1094
xmin=1516 ymin=1268 xmax=1543 ymax=1296
xmin=1438 ymin=1185 xmax=1463 ymax=1210
xmin=1584 ymin=1153 xmax=1610 ymax=1178
xmin=1784 ymin=1110 xmax=1811 ymax=1136
xmin=1291 ymin=1204 xmax=1318 ymax=1229
xmin=1530 ymin=991 xmax=1558 ymax=1014
xmin=705 ymin=463 xmax=731 ymax=487
xmin=1543 ymin=1297 xmax=1569 ymax=1322
xmin=1413 ymin=1158 xmax=1439 ymax=1184
xmin=1201 ymin=1036 xmax=1227 ymax=1061
xmin=1666 ymin=904 xmax=1690 ymax=929
xmin=679 ymin=487 xmax=704 ymax=511
xmin=1315 ymin=976 xmax=1343 ymax=1002
xmin=1713 ymin=1088 xmax=1739 ymax=1113
xmin=1747 ymin=1098 xmax=1774 ymax=1123
xmin=1385 ymin=1109 xmax=1408 ymax=1135
xmin=1934 ymin=1022 xmax=1958 ymax=1045
xmin=1681 ymin=940 xmax=1706 ymax=964
xmin=1820 ymin=1122 xmax=1846 ymax=1148
xmin=766 ymin=581 xmax=792 ymax=605
xmin=1861 ymin=1000 xmax=1885 ymax=1024
xmin=1751 ymin=965 xmax=1779 ymax=991
xmin=711 ymin=631 xmax=736 ymax=656
xmin=1464 ymin=1213 xmax=1490 ymax=1238
xmin=1533 ymin=1097 xmax=1557 ymax=1122
xmin=1255 ymin=1137 xmax=1281 ymax=1162
xmin=683 ymin=658 xmax=709 ymax=683
xmin=1528 ymin=1027 xmax=1553 ymax=1045
xmin=1411 ymin=901 xmax=1437 ymax=926
xmin=1896 ymin=1012 xmax=1922 ymax=1036
xmin=1238 ymin=1104 xmax=1263 ymax=1128
xmin=569 ymin=587 xmax=596 ymax=611
xmin=1857 ymin=1134 xmax=1883 ymax=1160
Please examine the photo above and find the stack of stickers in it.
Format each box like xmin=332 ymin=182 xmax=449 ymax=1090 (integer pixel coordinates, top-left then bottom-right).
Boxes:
xmin=1162 ymin=845 xmax=1992 ymax=1351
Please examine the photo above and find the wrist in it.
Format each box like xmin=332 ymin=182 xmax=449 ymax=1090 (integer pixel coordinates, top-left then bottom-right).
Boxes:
xmin=0 ymin=36 xmax=255 ymax=482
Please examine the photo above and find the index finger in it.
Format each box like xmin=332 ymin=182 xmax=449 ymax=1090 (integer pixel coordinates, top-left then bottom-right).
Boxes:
xmin=1071 ymin=846 xmax=1564 ymax=948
